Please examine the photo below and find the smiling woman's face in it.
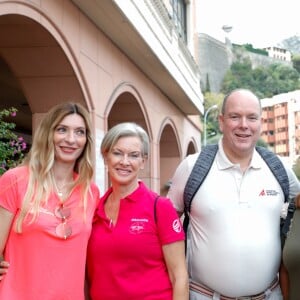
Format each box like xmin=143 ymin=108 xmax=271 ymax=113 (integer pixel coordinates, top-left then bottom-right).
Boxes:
xmin=105 ymin=136 xmax=145 ymax=187
xmin=53 ymin=113 xmax=87 ymax=165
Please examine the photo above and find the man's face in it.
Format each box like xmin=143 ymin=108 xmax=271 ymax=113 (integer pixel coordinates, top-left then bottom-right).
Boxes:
xmin=219 ymin=90 xmax=262 ymax=158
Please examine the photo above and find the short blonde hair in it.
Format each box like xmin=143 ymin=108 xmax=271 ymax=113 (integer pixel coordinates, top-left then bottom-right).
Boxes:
xmin=101 ymin=122 xmax=149 ymax=157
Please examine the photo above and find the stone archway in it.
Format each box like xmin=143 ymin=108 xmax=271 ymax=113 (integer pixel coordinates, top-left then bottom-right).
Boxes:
xmin=159 ymin=122 xmax=181 ymax=196
xmin=186 ymin=140 xmax=197 ymax=156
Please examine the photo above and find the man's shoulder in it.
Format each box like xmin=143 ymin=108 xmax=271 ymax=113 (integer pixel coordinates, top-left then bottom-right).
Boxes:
xmin=182 ymin=152 xmax=201 ymax=167
xmin=190 ymin=144 xmax=219 ymax=167
xmin=186 ymin=144 xmax=219 ymax=161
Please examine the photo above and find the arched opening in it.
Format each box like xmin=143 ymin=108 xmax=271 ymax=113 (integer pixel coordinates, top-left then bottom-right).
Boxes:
xmin=186 ymin=141 xmax=197 ymax=156
xmin=159 ymin=123 xmax=181 ymax=195
xmin=0 ymin=56 xmax=31 ymax=142
xmin=0 ymin=14 xmax=87 ymax=142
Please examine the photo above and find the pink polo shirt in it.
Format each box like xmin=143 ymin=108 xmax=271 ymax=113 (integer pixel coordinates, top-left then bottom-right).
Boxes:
xmin=87 ymin=181 xmax=184 ymax=300
xmin=0 ymin=166 xmax=100 ymax=300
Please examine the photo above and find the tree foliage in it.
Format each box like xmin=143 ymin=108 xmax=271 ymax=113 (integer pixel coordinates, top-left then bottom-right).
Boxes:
xmin=0 ymin=108 xmax=27 ymax=175
xmin=292 ymin=54 xmax=300 ymax=74
xmin=202 ymin=92 xmax=223 ymax=144
xmin=221 ymin=58 xmax=300 ymax=98
xmin=243 ymin=44 xmax=268 ymax=56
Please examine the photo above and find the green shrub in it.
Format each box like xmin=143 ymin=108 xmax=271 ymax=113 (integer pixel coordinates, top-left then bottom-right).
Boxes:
xmin=0 ymin=107 xmax=27 ymax=175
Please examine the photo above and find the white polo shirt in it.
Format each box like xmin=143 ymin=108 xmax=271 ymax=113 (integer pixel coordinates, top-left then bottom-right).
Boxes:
xmin=168 ymin=140 xmax=300 ymax=297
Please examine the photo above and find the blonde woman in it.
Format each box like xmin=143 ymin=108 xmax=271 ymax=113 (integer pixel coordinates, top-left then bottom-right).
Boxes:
xmin=0 ymin=102 xmax=99 ymax=300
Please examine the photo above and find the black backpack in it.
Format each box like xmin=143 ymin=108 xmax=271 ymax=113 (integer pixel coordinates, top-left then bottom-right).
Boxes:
xmin=183 ymin=144 xmax=295 ymax=249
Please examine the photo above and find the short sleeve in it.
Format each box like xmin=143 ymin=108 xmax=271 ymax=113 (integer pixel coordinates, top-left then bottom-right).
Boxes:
xmin=167 ymin=153 xmax=199 ymax=213
xmin=155 ymin=197 xmax=185 ymax=245
xmin=0 ymin=166 xmax=28 ymax=213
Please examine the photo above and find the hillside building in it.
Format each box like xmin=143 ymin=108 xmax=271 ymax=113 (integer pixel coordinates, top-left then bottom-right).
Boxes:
xmin=264 ymin=46 xmax=292 ymax=62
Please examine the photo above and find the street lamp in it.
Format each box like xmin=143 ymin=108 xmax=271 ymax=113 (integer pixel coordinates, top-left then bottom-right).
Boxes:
xmin=222 ymin=25 xmax=233 ymax=33
xmin=203 ymin=104 xmax=218 ymax=146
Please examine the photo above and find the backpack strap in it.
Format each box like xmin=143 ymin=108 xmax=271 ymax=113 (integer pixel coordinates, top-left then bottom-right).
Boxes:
xmin=183 ymin=144 xmax=218 ymax=234
xmin=154 ymin=195 xmax=160 ymax=223
xmin=255 ymin=146 xmax=294 ymax=248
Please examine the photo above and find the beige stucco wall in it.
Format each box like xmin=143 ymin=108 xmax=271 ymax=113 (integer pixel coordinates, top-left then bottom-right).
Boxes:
xmin=0 ymin=0 xmax=201 ymax=194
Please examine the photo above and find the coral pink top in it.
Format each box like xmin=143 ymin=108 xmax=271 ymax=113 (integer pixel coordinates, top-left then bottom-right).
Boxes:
xmin=0 ymin=166 xmax=99 ymax=300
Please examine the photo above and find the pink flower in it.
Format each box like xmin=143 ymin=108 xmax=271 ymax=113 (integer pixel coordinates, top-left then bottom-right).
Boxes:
xmin=10 ymin=111 xmax=16 ymax=117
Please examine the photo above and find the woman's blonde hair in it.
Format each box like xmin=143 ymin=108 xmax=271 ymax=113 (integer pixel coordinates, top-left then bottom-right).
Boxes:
xmin=15 ymin=102 xmax=94 ymax=232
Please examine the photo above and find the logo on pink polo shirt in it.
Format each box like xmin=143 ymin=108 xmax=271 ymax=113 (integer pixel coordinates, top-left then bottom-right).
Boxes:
xmin=130 ymin=218 xmax=148 ymax=234
xmin=173 ymin=219 xmax=182 ymax=233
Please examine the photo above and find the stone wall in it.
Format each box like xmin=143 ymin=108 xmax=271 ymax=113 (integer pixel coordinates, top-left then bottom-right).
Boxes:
xmin=198 ymin=34 xmax=231 ymax=93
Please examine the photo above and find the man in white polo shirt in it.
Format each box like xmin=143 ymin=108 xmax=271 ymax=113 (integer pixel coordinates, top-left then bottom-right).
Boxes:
xmin=167 ymin=89 xmax=300 ymax=299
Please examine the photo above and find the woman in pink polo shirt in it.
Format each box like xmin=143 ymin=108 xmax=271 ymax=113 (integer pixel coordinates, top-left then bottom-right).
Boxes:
xmin=86 ymin=122 xmax=188 ymax=300
xmin=0 ymin=102 xmax=99 ymax=300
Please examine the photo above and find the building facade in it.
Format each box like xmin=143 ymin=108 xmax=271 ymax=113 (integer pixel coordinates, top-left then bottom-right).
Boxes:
xmin=0 ymin=0 xmax=203 ymax=195
xmin=264 ymin=46 xmax=292 ymax=62
xmin=261 ymin=90 xmax=300 ymax=165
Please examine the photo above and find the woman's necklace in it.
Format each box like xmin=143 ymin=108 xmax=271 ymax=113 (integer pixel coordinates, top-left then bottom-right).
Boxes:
xmin=53 ymin=179 xmax=64 ymax=197
xmin=52 ymin=174 xmax=72 ymax=199
xmin=105 ymin=194 xmax=120 ymax=225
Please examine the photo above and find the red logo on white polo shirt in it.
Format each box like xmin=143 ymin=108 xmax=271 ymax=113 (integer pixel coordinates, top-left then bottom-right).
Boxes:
xmin=259 ymin=189 xmax=266 ymax=196
xmin=259 ymin=189 xmax=279 ymax=197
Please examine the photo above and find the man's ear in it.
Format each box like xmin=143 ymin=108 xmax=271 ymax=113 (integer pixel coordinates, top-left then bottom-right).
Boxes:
xmin=218 ymin=114 xmax=224 ymax=133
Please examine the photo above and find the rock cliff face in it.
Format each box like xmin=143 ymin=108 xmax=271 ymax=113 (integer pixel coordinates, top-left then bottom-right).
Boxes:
xmin=198 ymin=34 xmax=231 ymax=93
xmin=278 ymin=35 xmax=300 ymax=54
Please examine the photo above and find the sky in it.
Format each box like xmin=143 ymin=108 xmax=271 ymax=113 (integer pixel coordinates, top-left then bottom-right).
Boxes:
xmin=197 ymin=0 xmax=299 ymax=48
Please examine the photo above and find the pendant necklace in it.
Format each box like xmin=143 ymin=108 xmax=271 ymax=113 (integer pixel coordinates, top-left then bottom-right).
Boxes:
xmin=52 ymin=175 xmax=69 ymax=198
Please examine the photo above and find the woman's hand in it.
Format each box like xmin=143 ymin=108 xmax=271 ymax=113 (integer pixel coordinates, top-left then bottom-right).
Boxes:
xmin=0 ymin=256 xmax=9 ymax=281
xmin=0 ymin=206 xmax=14 ymax=281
